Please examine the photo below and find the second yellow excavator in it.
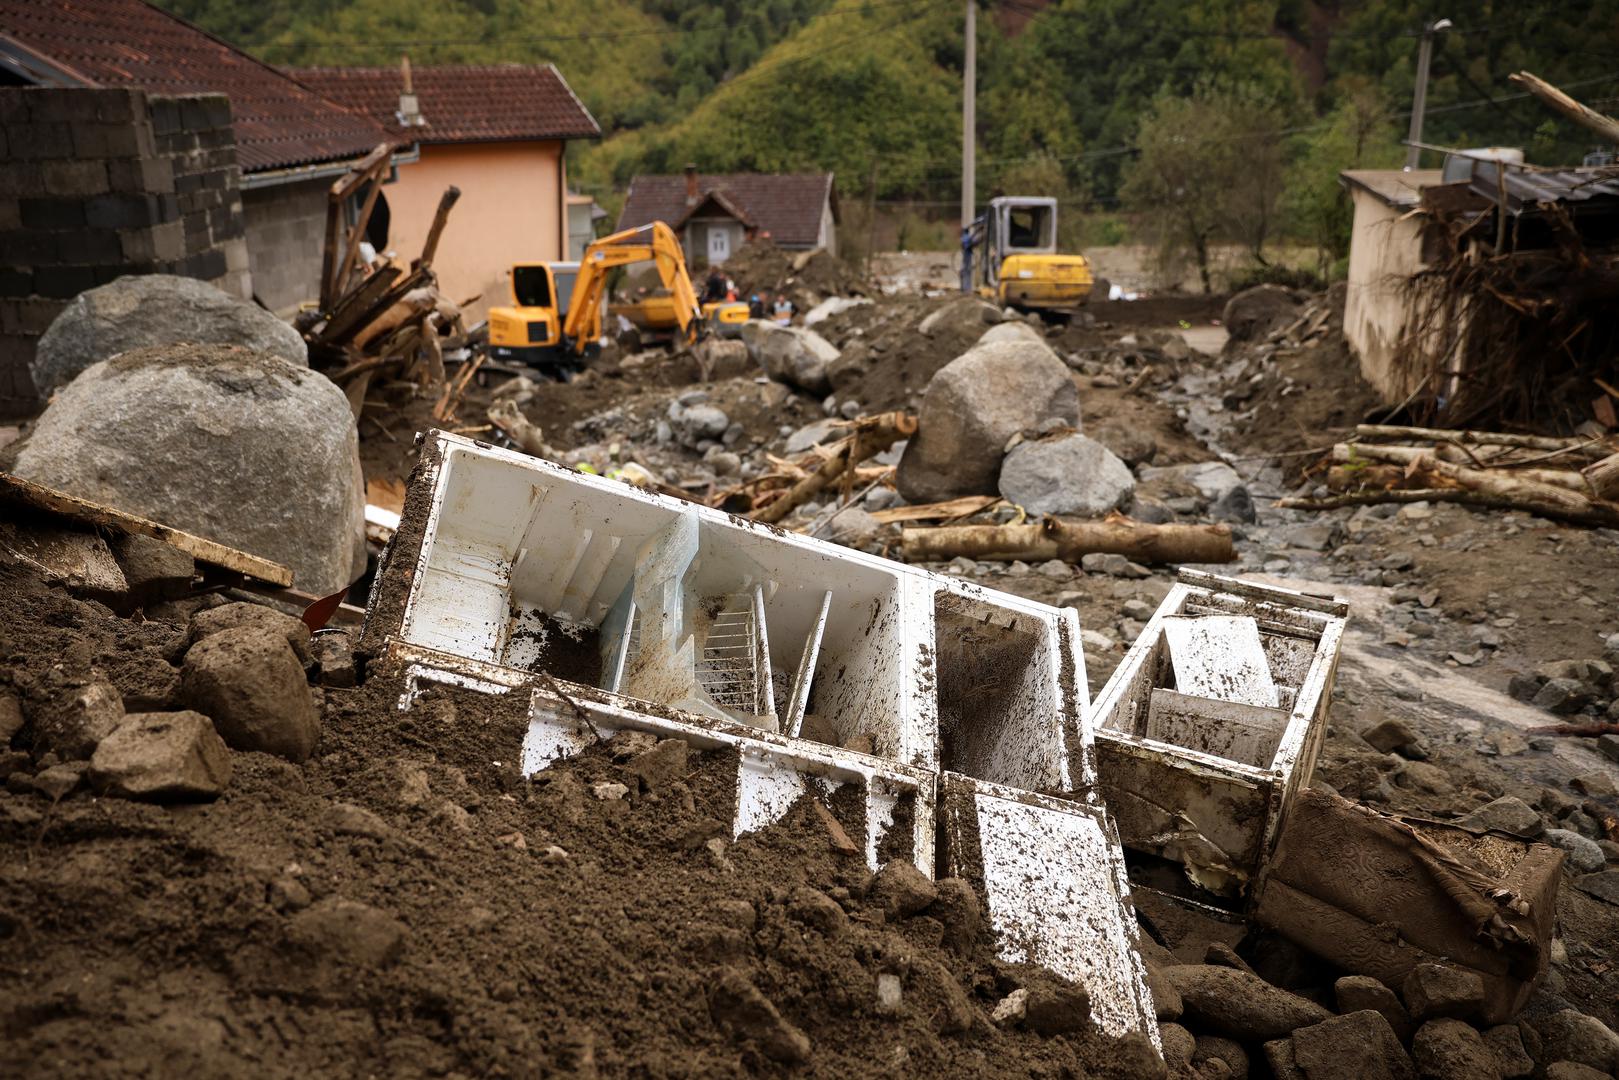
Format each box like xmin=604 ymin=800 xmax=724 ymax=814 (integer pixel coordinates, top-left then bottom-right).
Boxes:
xmin=489 ymin=221 xmax=733 ymax=376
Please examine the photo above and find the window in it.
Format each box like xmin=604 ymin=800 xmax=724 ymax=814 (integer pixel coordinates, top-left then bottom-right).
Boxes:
xmin=513 ymin=266 xmax=552 ymax=309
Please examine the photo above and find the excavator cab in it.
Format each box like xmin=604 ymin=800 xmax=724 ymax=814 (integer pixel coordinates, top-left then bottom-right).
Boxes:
xmin=961 ymin=196 xmax=1093 ymax=316
xmin=488 ymin=261 xmax=581 ymax=374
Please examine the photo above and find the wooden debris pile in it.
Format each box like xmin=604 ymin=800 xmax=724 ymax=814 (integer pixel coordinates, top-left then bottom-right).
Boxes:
xmin=711 ymin=412 xmax=1236 ymax=565
xmin=293 ymin=144 xmax=480 ymax=428
xmin=1280 ymin=423 xmax=1619 ymax=526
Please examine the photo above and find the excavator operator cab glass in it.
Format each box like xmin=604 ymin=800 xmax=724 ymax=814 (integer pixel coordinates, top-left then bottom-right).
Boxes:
xmin=552 ymin=263 xmax=580 ymax=320
xmin=999 ymin=200 xmax=1056 ymax=253
xmin=512 ymin=265 xmax=553 ymax=309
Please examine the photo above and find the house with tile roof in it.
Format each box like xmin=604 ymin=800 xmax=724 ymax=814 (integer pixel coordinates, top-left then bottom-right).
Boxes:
xmin=616 ymin=168 xmax=838 ymax=266
xmin=294 ymin=63 xmax=600 ymax=319
xmin=0 ymin=0 xmax=394 ymax=312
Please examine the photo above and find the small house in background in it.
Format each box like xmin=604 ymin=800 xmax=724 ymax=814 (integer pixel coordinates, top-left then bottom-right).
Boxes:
xmin=293 ymin=62 xmax=600 ymax=320
xmin=616 ymin=168 xmax=838 ymax=266
xmin=567 ymin=192 xmax=608 ymax=261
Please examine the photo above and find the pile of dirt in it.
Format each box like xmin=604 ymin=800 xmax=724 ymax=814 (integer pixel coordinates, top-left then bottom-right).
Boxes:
xmin=722 ymin=240 xmax=867 ymax=310
xmin=0 ymin=563 xmax=1159 ymax=1078
xmin=1219 ymin=293 xmax=1383 ymax=468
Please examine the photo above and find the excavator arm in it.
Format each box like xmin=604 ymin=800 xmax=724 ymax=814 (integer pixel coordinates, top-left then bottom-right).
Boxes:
xmin=563 ymin=221 xmax=703 ymax=353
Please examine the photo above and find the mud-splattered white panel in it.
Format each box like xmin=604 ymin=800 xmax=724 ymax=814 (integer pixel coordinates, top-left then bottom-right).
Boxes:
xmin=974 ymin=793 xmax=1159 ymax=1044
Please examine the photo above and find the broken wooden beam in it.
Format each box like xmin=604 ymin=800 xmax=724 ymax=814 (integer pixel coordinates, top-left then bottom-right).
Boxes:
xmin=1584 ymin=451 xmax=1619 ymax=502
xmin=417 ymin=186 xmax=462 ymax=271
xmin=899 ymin=517 xmax=1234 ymax=565
xmin=0 ymin=472 xmax=293 ymax=586
xmin=752 ymin=413 xmax=916 ymax=525
xmin=1509 ymin=71 xmax=1619 ymax=145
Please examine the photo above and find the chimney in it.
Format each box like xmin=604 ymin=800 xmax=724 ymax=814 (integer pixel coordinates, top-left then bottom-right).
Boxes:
xmin=684 ymin=163 xmax=699 ymax=204
xmin=398 ymin=54 xmax=424 ymax=128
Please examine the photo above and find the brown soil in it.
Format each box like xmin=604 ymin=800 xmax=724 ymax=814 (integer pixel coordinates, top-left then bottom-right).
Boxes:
xmin=0 ymin=564 xmax=1157 ymax=1079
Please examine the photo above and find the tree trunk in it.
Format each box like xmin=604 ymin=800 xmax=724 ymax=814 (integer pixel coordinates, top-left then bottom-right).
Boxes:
xmin=899 ymin=519 xmax=1234 ymax=565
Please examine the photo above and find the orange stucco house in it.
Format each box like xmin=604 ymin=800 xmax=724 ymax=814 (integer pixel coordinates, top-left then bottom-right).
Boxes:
xmin=293 ymin=63 xmax=600 ymax=320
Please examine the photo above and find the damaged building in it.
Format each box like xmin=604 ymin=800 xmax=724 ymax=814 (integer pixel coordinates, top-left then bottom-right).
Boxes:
xmin=1342 ymin=158 xmax=1619 ymax=430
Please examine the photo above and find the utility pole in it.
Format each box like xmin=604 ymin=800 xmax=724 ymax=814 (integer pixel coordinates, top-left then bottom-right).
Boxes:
xmin=1404 ymin=17 xmax=1452 ymax=170
xmin=961 ymin=0 xmax=976 ymax=229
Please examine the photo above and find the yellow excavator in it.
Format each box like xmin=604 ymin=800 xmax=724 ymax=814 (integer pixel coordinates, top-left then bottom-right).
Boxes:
xmin=960 ymin=196 xmax=1094 ymax=317
xmin=489 ymin=221 xmax=740 ymax=375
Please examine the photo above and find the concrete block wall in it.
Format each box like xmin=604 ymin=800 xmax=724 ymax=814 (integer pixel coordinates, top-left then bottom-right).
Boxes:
xmin=0 ymin=87 xmax=251 ymax=416
xmin=241 ymin=176 xmax=330 ymax=316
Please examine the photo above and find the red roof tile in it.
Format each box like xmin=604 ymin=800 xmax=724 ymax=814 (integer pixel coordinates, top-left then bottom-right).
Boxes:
xmin=0 ymin=0 xmax=387 ymax=172
xmin=617 ymin=173 xmax=837 ymax=249
xmin=291 ymin=64 xmax=600 ymax=144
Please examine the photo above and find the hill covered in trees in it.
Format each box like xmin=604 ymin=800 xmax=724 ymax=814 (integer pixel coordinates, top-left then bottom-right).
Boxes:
xmin=159 ymin=0 xmax=1619 ymax=273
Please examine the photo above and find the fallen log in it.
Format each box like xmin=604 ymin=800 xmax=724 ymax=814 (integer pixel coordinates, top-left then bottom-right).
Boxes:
xmin=1333 ymin=443 xmax=1591 ymax=493
xmin=752 ymin=412 xmax=915 ymax=525
xmin=899 ymin=517 xmax=1234 ymax=565
xmin=1584 ymin=451 xmax=1619 ymax=502
xmin=1355 ymin=424 xmax=1608 ymax=457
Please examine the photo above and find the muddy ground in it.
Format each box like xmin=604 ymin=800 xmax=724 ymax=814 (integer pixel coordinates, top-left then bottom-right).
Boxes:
xmin=4 ymin=265 xmax=1619 ymax=1077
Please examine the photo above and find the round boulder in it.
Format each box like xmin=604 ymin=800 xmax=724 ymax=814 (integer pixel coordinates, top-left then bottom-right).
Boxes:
xmin=1222 ymin=284 xmax=1300 ymax=344
xmin=740 ymin=321 xmax=839 ymax=395
xmin=12 ymin=344 xmax=364 ymax=595
xmin=998 ymin=432 xmax=1134 ymax=517
xmin=32 ymin=274 xmax=307 ymax=396
xmin=897 ymin=337 xmax=1080 ymax=503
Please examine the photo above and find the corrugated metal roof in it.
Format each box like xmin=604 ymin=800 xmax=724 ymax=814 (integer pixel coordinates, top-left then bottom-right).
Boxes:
xmin=291 ymin=64 xmax=600 ymax=145
xmin=0 ymin=0 xmax=387 ymax=173
xmin=1468 ymin=161 xmax=1619 ymax=215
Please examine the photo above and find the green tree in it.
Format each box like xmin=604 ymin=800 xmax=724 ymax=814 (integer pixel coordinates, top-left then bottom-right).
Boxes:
xmin=1284 ymin=82 xmax=1402 ymax=270
xmin=1121 ymin=84 xmax=1288 ymax=292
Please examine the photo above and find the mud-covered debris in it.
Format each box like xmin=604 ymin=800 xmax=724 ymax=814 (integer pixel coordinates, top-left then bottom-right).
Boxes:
xmin=1292 ymin=1009 xmax=1415 ymax=1080
xmin=1193 ymin=1033 xmax=1250 ymax=1077
xmin=1159 ymin=1021 xmax=1195 ymax=1071
xmin=1166 ymin=964 xmax=1332 ymax=1040
xmin=1025 ymin=980 xmax=1090 ymax=1036
xmin=1336 ymin=975 xmax=1414 ymax=1040
xmin=29 ymin=679 xmax=123 ymax=761
xmin=111 ymin=533 xmax=195 ymax=604
xmin=992 ymin=989 xmax=1029 ymax=1025
xmin=181 ymin=624 xmax=320 ymax=762
xmin=287 ymin=897 xmax=408 ymax=967
xmin=709 ymin=968 xmax=811 ymax=1064
xmin=89 ymin=710 xmax=231 ymax=800
xmin=1539 ymin=1009 xmax=1619 ymax=1074
xmin=869 ymin=858 xmax=937 ymax=919
xmin=1484 ymin=1023 xmax=1535 ymax=1079
xmin=786 ymin=886 xmax=848 ymax=935
xmin=188 ymin=601 xmax=314 ymax=666
xmin=1412 ymin=1018 xmax=1500 ymax=1080
xmin=875 ymin=973 xmax=903 ymax=1016
xmin=627 ymin=738 xmax=688 ymax=790
xmin=311 ymin=630 xmax=356 ymax=688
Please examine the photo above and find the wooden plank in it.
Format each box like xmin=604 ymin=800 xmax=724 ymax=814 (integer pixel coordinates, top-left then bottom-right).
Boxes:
xmin=0 ymin=472 xmax=293 ymax=586
xmin=869 ymin=494 xmax=1000 ymax=526
xmin=321 ymin=268 xmax=430 ymax=349
xmin=317 ymin=264 xmax=401 ymax=344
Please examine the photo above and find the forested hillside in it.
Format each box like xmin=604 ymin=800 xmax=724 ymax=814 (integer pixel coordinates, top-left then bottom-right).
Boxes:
xmin=158 ymin=0 xmax=1619 ymax=269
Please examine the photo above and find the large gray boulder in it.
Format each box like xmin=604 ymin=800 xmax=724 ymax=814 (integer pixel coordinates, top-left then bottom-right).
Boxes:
xmin=1222 ymin=284 xmax=1300 ymax=344
xmin=32 ymin=274 xmax=306 ymax=396
xmin=12 ymin=344 xmax=364 ymax=595
xmin=739 ymin=321 xmax=839 ymax=394
xmin=999 ymin=433 xmax=1134 ymax=517
xmin=897 ymin=337 xmax=1080 ymax=503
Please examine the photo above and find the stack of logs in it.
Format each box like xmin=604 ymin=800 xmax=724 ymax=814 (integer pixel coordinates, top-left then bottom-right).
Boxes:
xmin=294 ymin=144 xmax=478 ymax=423
xmin=1282 ymin=424 xmax=1619 ymax=527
